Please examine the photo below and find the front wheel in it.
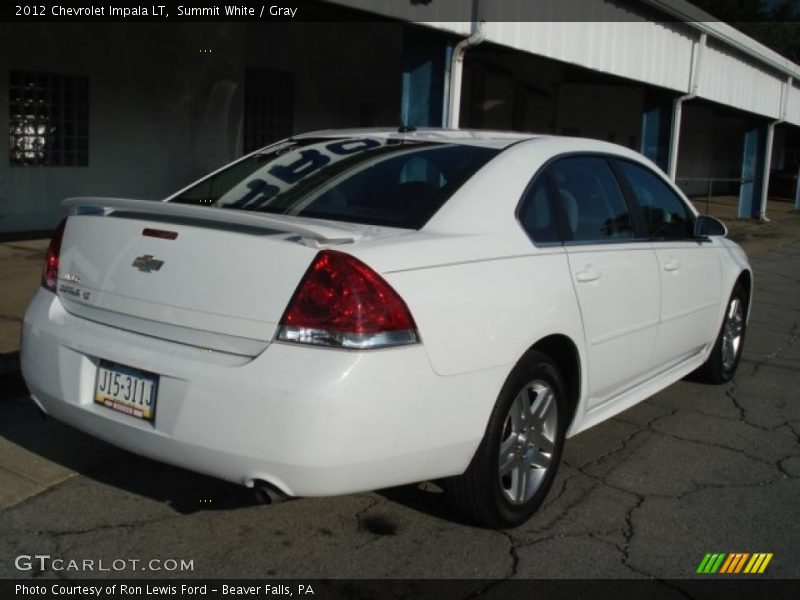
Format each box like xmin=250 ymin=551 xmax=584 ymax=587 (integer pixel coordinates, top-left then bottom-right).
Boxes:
xmin=695 ymin=282 xmax=748 ymax=384
xmin=445 ymin=351 xmax=567 ymax=528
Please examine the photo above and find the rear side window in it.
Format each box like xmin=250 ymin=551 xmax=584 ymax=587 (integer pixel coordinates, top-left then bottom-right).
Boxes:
xmin=518 ymin=176 xmax=561 ymax=243
xmin=616 ymin=160 xmax=694 ymax=239
xmin=549 ymin=156 xmax=634 ymax=242
xmin=170 ymin=137 xmax=499 ymax=229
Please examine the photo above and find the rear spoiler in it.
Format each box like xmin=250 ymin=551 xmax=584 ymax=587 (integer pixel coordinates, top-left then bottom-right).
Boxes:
xmin=63 ymin=197 xmax=361 ymax=246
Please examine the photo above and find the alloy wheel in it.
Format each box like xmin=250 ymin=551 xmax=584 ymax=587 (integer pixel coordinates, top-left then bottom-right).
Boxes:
xmin=722 ymin=296 xmax=744 ymax=371
xmin=498 ymin=380 xmax=558 ymax=505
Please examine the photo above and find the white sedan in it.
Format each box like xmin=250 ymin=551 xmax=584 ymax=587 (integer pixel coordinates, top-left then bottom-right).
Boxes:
xmin=21 ymin=129 xmax=751 ymax=528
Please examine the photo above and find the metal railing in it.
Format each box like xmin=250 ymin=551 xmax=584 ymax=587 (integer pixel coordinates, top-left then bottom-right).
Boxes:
xmin=675 ymin=177 xmax=747 ymax=215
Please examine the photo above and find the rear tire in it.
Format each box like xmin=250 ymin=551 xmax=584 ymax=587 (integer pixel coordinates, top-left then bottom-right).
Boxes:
xmin=694 ymin=282 xmax=747 ymax=384
xmin=445 ymin=351 xmax=567 ymax=528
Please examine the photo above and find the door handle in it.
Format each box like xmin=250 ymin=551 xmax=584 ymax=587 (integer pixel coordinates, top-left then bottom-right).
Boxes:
xmin=575 ymin=269 xmax=601 ymax=283
xmin=663 ymin=260 xmax=681 ymax=272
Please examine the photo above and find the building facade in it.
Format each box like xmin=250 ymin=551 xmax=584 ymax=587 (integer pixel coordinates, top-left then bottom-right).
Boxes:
xmin=2 ymin=0 xmax=799 ymax=233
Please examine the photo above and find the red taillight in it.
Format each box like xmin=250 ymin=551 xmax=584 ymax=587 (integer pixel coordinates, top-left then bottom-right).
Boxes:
xmin=278 ymin=250 xmax=418 ymax=349
xmin=41 ymin=218 xmax=67 ymax=293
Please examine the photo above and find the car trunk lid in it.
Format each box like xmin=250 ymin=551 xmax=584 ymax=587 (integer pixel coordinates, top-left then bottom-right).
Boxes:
xmin=56 ymin=197 xmax=394 ymax=356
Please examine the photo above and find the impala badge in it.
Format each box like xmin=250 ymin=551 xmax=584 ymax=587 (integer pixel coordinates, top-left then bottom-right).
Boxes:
xmin=132 ymin=254 xmax=164 ymax=273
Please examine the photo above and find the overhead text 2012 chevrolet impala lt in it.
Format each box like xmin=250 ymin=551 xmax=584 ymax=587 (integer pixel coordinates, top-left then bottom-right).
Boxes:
xmin=21 ymin=129 xmax=751 ymax=527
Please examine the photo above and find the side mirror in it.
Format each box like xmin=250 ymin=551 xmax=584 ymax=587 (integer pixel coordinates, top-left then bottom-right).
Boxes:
xmin=694 ymin=215 xmax=727 ymax=238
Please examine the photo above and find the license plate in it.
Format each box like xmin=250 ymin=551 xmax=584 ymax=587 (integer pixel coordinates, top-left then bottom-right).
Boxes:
xmin=94 ymin=360 xmax=159 ymax=422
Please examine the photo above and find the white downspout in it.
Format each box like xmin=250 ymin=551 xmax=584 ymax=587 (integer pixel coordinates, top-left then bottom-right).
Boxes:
xmin=668 ymin=32 xmax=706 ymax=181
xmin=447 ymin=21 xmax=485 ymax=129
xmin=758 ymin=76 xmax=791 ymax=221
xmin=668 ymin=100 xmax=688 ymax=181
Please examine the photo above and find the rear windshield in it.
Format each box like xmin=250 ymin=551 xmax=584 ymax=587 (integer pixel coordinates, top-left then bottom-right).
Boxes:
xmin=169 ymin=137 xmax=500 ymax=229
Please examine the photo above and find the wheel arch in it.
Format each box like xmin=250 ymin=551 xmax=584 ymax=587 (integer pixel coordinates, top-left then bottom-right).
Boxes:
xmin=736 ymin=268 xmax=753 ymax=321
xmin=524 ymin=334 xmax=582 ymax=432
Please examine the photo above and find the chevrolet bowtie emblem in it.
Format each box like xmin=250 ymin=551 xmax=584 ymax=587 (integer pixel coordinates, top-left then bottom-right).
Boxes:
xmin=132 ymin=254 xmax=164 ymax=273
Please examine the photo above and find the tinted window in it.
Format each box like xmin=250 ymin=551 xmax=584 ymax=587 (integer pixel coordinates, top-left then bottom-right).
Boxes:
xmin=550 ymin=156 xmax=634 ymax=242
xmin=518 ymin=176 xmax=561 ymax=243
xmin=170 ymin=137 xmax=499 ymax=229
xmin=616 ymin=160 xmax=694 ymax=239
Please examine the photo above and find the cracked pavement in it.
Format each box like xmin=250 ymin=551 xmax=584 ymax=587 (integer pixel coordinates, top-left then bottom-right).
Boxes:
xmin=0 ymin=241 xmax=798 ymax=580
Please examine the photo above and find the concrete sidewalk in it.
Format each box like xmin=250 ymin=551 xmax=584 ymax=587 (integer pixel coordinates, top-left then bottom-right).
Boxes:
xmin=1 ymin=201 xmax=798 ymax=513
xmin=0 ymin=238 xmax=47 ymax=354
xmin=0 ymin=237 xmax=115 ymax=510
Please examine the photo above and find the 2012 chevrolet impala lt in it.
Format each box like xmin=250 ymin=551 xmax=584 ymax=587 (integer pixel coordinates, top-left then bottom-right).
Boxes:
xmin=21 ymin=129 xmax=751 ymax=527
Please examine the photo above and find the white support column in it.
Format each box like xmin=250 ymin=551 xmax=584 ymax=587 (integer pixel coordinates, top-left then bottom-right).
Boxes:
xmin=758 ymin=76 xmax=793 ymax=221
xmin=759 ymin=122 xmax=776 ymax=221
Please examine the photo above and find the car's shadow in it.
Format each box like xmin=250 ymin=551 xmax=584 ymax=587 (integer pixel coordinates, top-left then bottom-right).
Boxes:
xmin=0 ymin=352 xmax=27 ymax=399
xmin=1 ymin=374 xmax=459 ymax=522
xmin=376 ymin=481 xmax=470 ymax=525
xmin=0 ymin=379 xmax=261 ymax=515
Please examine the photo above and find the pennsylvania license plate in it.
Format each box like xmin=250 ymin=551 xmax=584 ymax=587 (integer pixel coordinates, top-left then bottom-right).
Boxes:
xmin=94 ymin=360 xmax=159 ymax=422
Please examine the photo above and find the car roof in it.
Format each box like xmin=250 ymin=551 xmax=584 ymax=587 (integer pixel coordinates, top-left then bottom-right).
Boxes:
xmin=292 ymin=127 xmax=546 ymax=150
xmin=290 ymin=129 xmax=656 ymax=160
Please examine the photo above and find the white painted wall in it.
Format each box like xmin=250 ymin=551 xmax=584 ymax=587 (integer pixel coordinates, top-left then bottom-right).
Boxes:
xmin=786 ymin=83 xmax=800 ymax=125
xmin=479 ymin=20 xmax=695 ymax=95
xmin=0 ymin=22 xmax=404 ymax=232
xmin=699 ymin=41 xmax=785 ymax=120
xmin=472 ymin=18 xmax=800 ymax=127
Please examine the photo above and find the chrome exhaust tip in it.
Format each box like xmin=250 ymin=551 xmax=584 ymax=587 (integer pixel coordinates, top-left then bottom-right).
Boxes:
xmin=252 ymin=480 xmax=289 ymax=505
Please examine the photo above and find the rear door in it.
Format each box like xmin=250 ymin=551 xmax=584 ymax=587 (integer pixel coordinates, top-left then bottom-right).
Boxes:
xmin=613 ymin=159 xmax=722 ymax=367
xmin=550 ymin=156 xmax=661 ymax=407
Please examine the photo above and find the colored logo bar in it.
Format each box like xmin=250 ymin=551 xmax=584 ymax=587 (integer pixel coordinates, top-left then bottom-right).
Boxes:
xmin=697 ymin=553 xmax=773 ymax=574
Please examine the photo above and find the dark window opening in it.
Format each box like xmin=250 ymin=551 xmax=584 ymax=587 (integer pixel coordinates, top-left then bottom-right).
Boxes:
xmin=9 ymin=70 xmax=89 ymax=166
xmin=243 ymin=68 xmax=294 ymax=153
xmin=616 ymin=159 xmax=694 ymax=239
xmin=518 ymin=176 xmax=561 ymax=243
xmin=550 ymin=156 xmax=634 ymax=242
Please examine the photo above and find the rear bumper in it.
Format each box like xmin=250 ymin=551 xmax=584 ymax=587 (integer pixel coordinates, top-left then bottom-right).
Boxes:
xmin=21 ymin=290 xmax=504 ymax=496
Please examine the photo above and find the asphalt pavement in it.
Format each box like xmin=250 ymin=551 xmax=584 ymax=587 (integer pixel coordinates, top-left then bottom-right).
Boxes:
xmin=0 ymin=202 xmax=798 ymax=580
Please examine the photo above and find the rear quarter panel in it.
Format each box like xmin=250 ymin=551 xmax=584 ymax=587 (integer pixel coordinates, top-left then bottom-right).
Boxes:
xmin=383 ymin=248 xmax=585 ymax=378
